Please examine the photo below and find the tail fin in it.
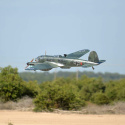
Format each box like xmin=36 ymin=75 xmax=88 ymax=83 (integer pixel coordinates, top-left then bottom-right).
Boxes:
xmin=88 ymin=51 xmax=99 ymax=63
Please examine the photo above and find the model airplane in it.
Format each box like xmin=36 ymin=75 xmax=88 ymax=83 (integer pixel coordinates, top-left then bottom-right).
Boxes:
xmin=25 ymin=49 xmax=105 ymax=71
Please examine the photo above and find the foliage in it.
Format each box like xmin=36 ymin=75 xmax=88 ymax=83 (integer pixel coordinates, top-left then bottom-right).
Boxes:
xmin=34 ymin=78 xmax=85 ymax=111
xmin=0 ymin=66 xmax=40 ymax=102
xmin=0 ymin=66 xmax=23 ymax=102
xmin=77 ymin=76 xmax=105 ymax=101
xmin=91 ymin=92 xmax=110 ymax=105
xmin=1 ymin=66 xmax=125 ymax=111
xmin=105 ymin=79 xmax=125 ymax=102
xmin=22 ymin=81 xmax=40 ymax=98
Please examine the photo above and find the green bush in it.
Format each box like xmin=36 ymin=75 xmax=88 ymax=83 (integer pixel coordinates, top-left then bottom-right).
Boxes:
xmin=22 ymin=81 xmax=40 ymax=98
xmin=0 ymin=66 xmax=40 ymax=102
xmin=105 ymin=81 xmax=118 ymax=101
xmin=91 ymin=92 xmax=110 ymax=105
xmin=34 ymin=79 xmax=85 ymax=111
xmin=105 ymin=79 xmax=125 ymax=102
xmin=0 ymin=66 xmax=23 ymax=102
xmin=79 ymin=76 xmax=105 ymax=101
xmin=115 ymin=79 xmax=125 ymax=101
xmin=0 ymin=81 xmax=24 ymax=102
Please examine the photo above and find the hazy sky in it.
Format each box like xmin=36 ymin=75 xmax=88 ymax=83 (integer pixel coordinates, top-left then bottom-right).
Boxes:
xmin=0 ymin=0 xmax=125 ymax=73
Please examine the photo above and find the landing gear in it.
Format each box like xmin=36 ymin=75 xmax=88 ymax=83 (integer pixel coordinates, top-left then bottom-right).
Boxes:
xmin=92 ymin=66 xmax=94 ymax=70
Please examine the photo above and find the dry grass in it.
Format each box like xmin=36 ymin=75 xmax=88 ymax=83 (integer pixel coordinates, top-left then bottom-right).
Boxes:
xmin=81 ymin=102 xmax=125 ymax=114
xmin=8 ymin=122 xmax=13 ymax=125
xmin=0 ymin=98 xmax=125 ymax=114
xmin=0 ymin=96 xmax=34 ymax=111
xmin=54 ymin=102 xmax=125 ymax=114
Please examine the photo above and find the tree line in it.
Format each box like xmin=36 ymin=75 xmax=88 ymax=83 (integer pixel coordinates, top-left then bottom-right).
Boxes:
xmin=0 ymin=66 xmax=125 ymax=111
xmin=19 ymin=71 xmax=125 ymax=83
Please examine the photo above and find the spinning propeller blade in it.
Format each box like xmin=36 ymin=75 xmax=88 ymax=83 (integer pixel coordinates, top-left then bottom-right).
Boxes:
xmin=31 ymin=58 xmax=34 ymax=62
xmin=25 ymin=58 xmax=34 ymax=69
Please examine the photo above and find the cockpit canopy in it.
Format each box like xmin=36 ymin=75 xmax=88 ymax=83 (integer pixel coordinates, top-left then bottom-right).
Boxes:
xmin=35 ymin=55 xmax=63 ymax=62
xmin=40 ymin=55 xmax=62 ymax=58
xmin=54 ymin=55 xmax=62 ymax=58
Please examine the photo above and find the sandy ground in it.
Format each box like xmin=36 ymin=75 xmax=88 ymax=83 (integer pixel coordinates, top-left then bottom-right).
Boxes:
xmin=0 ymin=110 xmax=125 ymax=125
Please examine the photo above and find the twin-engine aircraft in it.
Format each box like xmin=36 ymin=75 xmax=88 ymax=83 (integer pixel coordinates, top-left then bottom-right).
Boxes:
xmin=25 ymin=49 xmax=105 ymax=71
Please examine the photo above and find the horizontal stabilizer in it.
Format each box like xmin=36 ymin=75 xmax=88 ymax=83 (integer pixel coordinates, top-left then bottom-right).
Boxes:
xmin=98 ymin=60 xmax=106 ymax=64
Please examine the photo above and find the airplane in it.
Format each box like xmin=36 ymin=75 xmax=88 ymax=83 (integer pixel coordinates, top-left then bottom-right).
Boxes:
xmin=25 ymin=49 xmax=106 ymax=71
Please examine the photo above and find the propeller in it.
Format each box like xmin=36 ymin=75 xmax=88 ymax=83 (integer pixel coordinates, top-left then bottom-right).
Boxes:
xmin=25 ymin=58 xmax=34 ymax=69
xmin=30 ymin=58 xmax=34 ymax=62
xmin=92 ymin=66 xmax=94 ymax=70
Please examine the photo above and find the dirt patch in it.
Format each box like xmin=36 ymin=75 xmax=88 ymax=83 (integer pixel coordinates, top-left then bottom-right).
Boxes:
xmin=0 ymin=110 xmax=125 ymax=125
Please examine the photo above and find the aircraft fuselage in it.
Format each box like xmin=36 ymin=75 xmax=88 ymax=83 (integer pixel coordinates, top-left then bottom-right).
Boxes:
xmin=36 ymin=56 xmax=98 ymax=68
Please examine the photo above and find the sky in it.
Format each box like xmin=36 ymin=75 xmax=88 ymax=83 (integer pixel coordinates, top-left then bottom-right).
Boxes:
xmin=0 ymin=0 xmax=125 ymax=74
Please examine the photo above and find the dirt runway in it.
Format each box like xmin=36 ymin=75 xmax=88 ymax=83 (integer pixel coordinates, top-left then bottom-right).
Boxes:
xmin=0 ymin=110 xmax=125 ymax=125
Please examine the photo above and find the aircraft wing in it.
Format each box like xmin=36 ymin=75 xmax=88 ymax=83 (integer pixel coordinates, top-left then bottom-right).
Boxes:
xmin=66 ymin=49 xmax=90 ymax=59
xmin=25 ymin=61 xmax=64 ymax=71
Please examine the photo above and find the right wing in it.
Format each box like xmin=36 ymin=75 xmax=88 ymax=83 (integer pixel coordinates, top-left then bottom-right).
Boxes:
xmin=66 ymin=49 xmax=90 ymax=59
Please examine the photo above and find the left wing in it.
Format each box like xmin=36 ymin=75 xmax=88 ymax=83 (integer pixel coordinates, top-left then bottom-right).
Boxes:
xmin=25 ymin=61 xmax=64 ymax=71
xmin=65 ymin=49 xmax=90 ymax=59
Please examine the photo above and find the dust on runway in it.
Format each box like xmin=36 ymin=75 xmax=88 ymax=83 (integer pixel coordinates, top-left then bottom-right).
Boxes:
xmin=0 ymin=110 xmax=125 ymax=125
